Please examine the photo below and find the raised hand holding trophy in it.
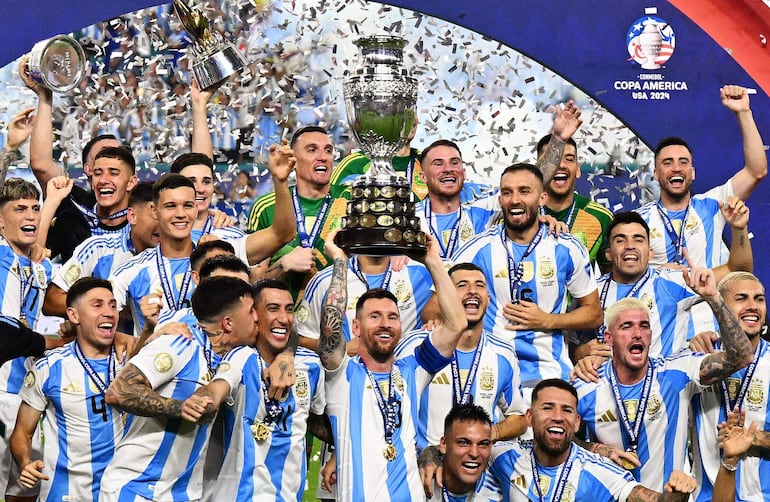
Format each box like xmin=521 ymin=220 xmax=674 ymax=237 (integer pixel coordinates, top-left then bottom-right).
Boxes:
xmin=173 ymin=0 xmax=247 ymax=90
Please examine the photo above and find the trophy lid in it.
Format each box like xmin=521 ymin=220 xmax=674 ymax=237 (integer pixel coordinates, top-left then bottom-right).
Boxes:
xmin=354 ymin=35 xmax=407 ymax=66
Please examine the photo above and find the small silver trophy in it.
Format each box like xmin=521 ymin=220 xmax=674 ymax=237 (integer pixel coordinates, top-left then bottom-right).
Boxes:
xmin=26 ymin=35 xmax=87 ymax=93
xmin=173 ymin=0 xmax=247 ymax=90
xmin=336 ymin=35 xmax=426 ymax=256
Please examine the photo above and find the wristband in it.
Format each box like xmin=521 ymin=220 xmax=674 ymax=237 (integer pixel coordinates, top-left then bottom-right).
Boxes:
xmin=721 ymin=459 xmax=739 ymax=472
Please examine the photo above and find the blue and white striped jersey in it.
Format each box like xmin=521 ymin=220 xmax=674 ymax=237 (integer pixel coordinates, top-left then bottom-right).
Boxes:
xmin=99 ymin=331 xmax=216 ymax=501
xmin=575 ymin=351 xmax=706 ymax=491
xmin=325 ymin=337 xmax=450 ymax=502
xmin=635 ymin=181 xmax=732 ymax=268
xmin=212 ymin=345 xmax=325 ymax=501
xmin=395 ymin=330 xmax=525 ymax=450
xmin=52 ymin=232 xmax=138 ymax=291
xmin=488 ymin=441 xmax=640 ymax=502
xmin=296 ymin=257 xmax=434 ymax=343
xmin=20 ymin=342 xmax=124 ymax=501
xmin=691 ymin=338 xmax=770 ymax=501
xmin=453 ymin=224 xmax=596 ymax=387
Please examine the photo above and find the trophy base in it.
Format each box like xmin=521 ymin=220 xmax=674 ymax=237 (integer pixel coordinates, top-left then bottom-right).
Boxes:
xmin=192 ymin=43 xmax=247 ymax=90
xmin=336 ymin=174 xmax=426 ymax=257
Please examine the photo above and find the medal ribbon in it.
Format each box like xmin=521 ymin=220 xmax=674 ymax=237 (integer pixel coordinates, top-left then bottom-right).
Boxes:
xmin=73 ymin=341 xmax=117 ymax=394
xmin=597 ymin=268 xmax=652 ymax=342
xmin=656 ymin=202 xmax=690 ymax=264
xmin=451 ymin=332 xmax=485 ymax=406
xmin=424 ymin=199 xmax=463 ymax=259
xmin=70 ymin=197 xmax=128 ymax=229
xmin=350 ymin=256 xmax=393 ymax=291
xmin=201 ymin=215 xmax=214 ymax=236
xmin=292 ymin=188 xmax=331 ymax=248
xmin=500 ymin=225 xmax=544 ymax=304
xmin=17 ymin=260 xmax=35 ymax=324
xmin=720 ymin=341 xmax=761 ymax=417
xmin=562 ymin=198 xmax=578 ymax=230
xmin=256 ymin=351 xmax=283 ymax=425
xmin=530 ymin=444 xmax=576 ymax=502
xmin=363 ymin=363 xmax=399 ymax=448
xmin=608 ymin=360 xmax=654 ymax=453
xmin=155 ymin=246 xmax=193 ymax=311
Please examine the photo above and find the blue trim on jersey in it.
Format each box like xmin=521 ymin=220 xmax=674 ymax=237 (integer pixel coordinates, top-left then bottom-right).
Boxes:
xmin=414 ymin=337 xmax=450 ymax=374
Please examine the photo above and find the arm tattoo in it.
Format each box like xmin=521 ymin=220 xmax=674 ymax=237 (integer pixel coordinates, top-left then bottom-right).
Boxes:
xmin=536 ymin=136 xmax=566 ymax=184
xmin=319 ymin=258 xmax=348 ymax=368
xmin=417 ymin=445 xmax=442 ymax=469
xmin=700 ymin=297 xmax=752 ymax=385
xmin=106 ymin=365 xmax=183 ymax=418
xmin=0 ymin=150 xmax=15 ymax=190
xmin=753 ymin=430 xmax=770 ymax=449
xmin=308 ymin=413 xmax=334 ymax=444
xmin=265 ymin=261 xmax=286 ymax=279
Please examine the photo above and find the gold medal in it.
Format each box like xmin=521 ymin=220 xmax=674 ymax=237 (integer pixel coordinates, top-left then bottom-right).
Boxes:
xmin=251 ymin=421 xmax=271 ymax=441
xmin=19 ymin=317 xmax=28 ymax=328
xmin=621 ymin=451 xmax=638 ymax=470
xmin=383 ymin=443 xmax=397 ymax=461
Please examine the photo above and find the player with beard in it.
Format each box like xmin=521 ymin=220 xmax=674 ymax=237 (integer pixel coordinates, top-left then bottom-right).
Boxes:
xmin=635 ymin=86 xmax=766 ymax=269
xmin=536 ymin=134 xmax=613 ymax=272
xmin=573 ymin=260 xmax=753 ymax=493
xmin=688 ymin=272 xmax=770 ymax=500
xmin=182 ymin=279 xmax=327 ymax=500
xmin=317 ymin=229 xmax=466 ymax=501
xmin=453 ymin=163 xmax=601 ymax=405
xmin=488 ymin=379 xmax=696 ymax=501
xmin=11 ymin=278 xmax=127 ymax=502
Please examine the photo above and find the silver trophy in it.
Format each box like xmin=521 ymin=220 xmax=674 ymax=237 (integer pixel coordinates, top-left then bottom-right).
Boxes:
xmin=26 ymin=35 xmax=87 ymax=93
xmin=336 ymin=35 xmax=426 ymax=256
xmin=173 ymin=0 xmax=247 ymax=90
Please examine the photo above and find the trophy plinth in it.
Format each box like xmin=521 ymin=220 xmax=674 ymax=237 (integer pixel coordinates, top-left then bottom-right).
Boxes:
xmin=27 ymin=35 xmax=86 ymax=93
xmin=336 ymin=175 xmax=426 ymax=256
xmin=337 ymin=35 xmax=426 ymax=256
xmin=173 ymin=0 xmax=247 ymax=90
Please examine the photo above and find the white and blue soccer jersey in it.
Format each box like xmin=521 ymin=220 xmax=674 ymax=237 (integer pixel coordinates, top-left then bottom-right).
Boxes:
xmin=575 ymin=351 xmax=706 ymax=491
xmin=427 ymin=470 xmax=502 ymax=501
xmin=690 ymin=339 xmax=770 ymax=501
xmin=296 ymin=257 xmax=434 ymax=343
xmin=212 ymin=345 xmax=325 ymax=501
xmin=596 ymin=267 xmax=712 ymax=357
xmin=325 ymin=337 xmax=450 ymax=502
xmin=190 ymin=216 xmax=245 ymax=245
xmin=394 ymin=330 xmax=525 ymax=450
xmin=20 ymin=343 xmax=124 ymax=502
xmin=416 ymin=197 xmax=499 ymax=260
xmin=453 ymin=224 xmax=596 ymax=387
xmin=52 ymin=232 xmax=139 ymax=292
xmin=99 ymin=331 xmax=216 ymax=502
xmin=110 ymin=249 xmax=194 ymax=337
xmin=0 ymin=235 xmax=53 ymax=330
xmin=636 ymin=181 xmax=732 ymax=268
xmin=489 ymin=441 xmax=640 ymax=502
xmin=156 ymin=306 xmax=197 ymax=329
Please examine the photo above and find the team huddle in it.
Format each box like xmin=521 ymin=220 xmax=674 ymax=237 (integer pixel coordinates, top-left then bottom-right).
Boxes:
xmin=0 ymin=70 xmax=767 ymax=502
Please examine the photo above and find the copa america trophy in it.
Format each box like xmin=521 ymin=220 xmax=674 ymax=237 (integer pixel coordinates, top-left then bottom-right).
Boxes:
xmin=336 ymin=35 xmax=427 ymax=256
xmin=26 ymin=35 xmax=86 ymax=93
xmin=173 ymin=0 xmax=247 ymax=90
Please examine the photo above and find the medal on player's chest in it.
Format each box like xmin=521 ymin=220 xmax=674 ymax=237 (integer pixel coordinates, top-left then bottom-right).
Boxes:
xmin=621 ymin=451 xmax=639 ymax=471
xmin=251 ymin=421 xmax=272 ymax=442
xmin=383 ymin=443 xmax=397 ymax=461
